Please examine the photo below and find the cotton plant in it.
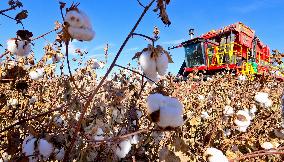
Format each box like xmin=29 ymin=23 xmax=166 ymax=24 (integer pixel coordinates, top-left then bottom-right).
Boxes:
xmin=204 ymin=147 xmax=228 ymax=162
xmin=146 ymin=93 xmax=184 ymax=128
xmin=64 ymin=7 xmax=95 ymax=41
xmin=234 ymin=110 xmax=252 ymax=132
xmin=135 ymin=44 xmax=173 ymax=84
xmin=22 ymin=135 xmax=54 ymax=161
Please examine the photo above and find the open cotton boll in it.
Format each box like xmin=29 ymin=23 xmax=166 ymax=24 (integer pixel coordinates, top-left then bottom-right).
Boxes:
xmin=65 ymin=10 xmax=85 ymax=28
xmin=204 ymin=148 xmax=228 ymax=162
xmin=80 ymin=11 xmax=92 ymax=29
xmin=53 ymin=115 xmax=63 ymax=126
xmin=52 ymin=54 xmax=62 ymax=63
xmin=54 ymin=148 xmax=65 ymax=160
xmin=201 ymin=111 xmax=210 ymax=119
xmin=68 ymin=26 xmax=95 ymax=41
xmin=7 ymin=39 xmax=31 ymax=56
xmin=223 ymin=106 xmax=234 ymax=116
xmin=255 ymin=92 xmax=269 ymax=104
xmin=29 ymin=97 xmax=37 ymax=104
xmin=38 ymin=139 xmax=54 ymax=160
xmin=8 ymin=98 xmax=18 ymax=107
xmin=22 ymin=135 xmax=36 ymax=158
xmin=156 ymin=52 xmax=168 ymax=76
xmin=129 ymin=135 xmax=139 ymax=145
xmin=94 ymin=128 xmax=104 ymax=141
xmin=234 ymin=110 xmax=251 ymax=132
xmin=115 ymin=140 xmax=132 ymax=159
xmin=157 ymin=97 xmax=184 ymax=128
xmin=139 ymin=51 xmax=158 ymax=83
xmin=264 ymin=99 xmax=273 ymax=108
xmin=29 ymin=68 xmax=44 ymax=80
xmin=261 ymin=142 xmax=274 ymax=150
xmin=146 ymin=93 xmax=165 ymax=113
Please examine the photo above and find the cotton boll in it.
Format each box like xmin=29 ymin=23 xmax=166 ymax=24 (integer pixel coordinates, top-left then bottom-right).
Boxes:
xmin=38 ymin=139 xmax=54 ymax=160
xmin=264 ymin=99 xmax=273 ymax=108
xmin=201 ymin=111 xmax=210 ymax=119
xmin=158 ymin=97 xmax=184 ymax=128
xmin=156 ymin=52 xmax=168 ymax=76
xmin=7 ymin=39 xmax=31 ymax=56
xmin=129 ymin=135 xmax=139 ymax=145
xmin=65 ymin=10 xmax=84 ymax=28
xmin=94 ymin=128 xmax=104 ymax=141
xmin=255 ymin=92 xmax=269 ymax=104
xmin=136 ymin=110 xmax=142 ymax=119
xmin=204 ymin=148 xmax=228 ymax=162
xmin=75 ymin=112 xmax=81 ymax=121
xmin=22 ymin=135 xmax=36 ymax=157
xmin=8 ymin=98 xmax=18 ymax=107
xmin=29 ymin=97 xmax=37 ymax=104
xmin=53 ymin=115 xmax=63 ymax=126
xmin=234 ymin=110 xmax=251 ymax=132
xmin=80 ymin=11 xmax=92 ymax=29
xmin=54 ymin=148 xmax=65 ymax=160
xmin=198 ymin=95 xmax=205 ymax=101
xmin=115 ymin=140 xmax=132 ymax=159
xmin=68 ymin=26 xmax=95 ymax=41
xmin=1 ymin=152 xmax=10 ymax=162
xmin=223 ymin=106 xmax=234 ymax=116
xmin=139 ymin=51 xmax=158 ymax=83
xmin=146 ymin=93 xmax=165 ymax=113
xmin=261 ymin=142 xmax=274 ymax=150
xmin=29 ymin=68 xmax=44 ymax=80
xmin=29 ymin=70 xmax=39 ymax=80
xmin=223 ymin=129 xmax=231 ymax=137
xmin=52 ymin=54 xmax=62 ymax=63
xmin=250 ymin=105 xmax=257 ymax=114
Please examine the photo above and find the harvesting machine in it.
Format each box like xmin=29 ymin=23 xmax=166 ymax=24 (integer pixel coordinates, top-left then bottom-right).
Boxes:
xmin=169 ymin=22 xmax=282 ymax=79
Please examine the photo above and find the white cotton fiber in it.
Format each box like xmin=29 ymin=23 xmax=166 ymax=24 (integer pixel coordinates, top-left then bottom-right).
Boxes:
xmin=29 ymin=68 xmax=44 ymax=80
xmin=264 ymin=99 xmax=273 ymax=108
xmin=115 ymin=140 xmax=132 ymax=159
xmin=80 ymin=11 xmax=92 ymax=29
xmin=204 ymin=147 xmax=228 ymax=162
xmin=255 ymin=92 xmax=269 ymax=104
xmin=129 ymin=135 xmax=139 ymax=145
xmin=7 ymin=39 xmax=31 ymax=56
xmin=22 ymin=135 xmax=37 ymax=160
xmin=157 ymin=97 xmax=184 ymax=128
xmin=139 ymin=51 xmax=158 ymax=83
xmin=156 ymin=52 xmax=168 ymax=76
xmin=234 ymin=110 xmax=251 ymax=132
xmin=65 ymin=10 xmax=95 ymax=41
xmin=38 ymin=139 xmax=53 ymax=160
xmin=146 ymin=93 xmax=165 ymax=113
xmin=261 ymin=142 xmax=274 ymax=150
xmin=68 ymin=26 xmax=95 ymax=41
xmin=65 ymin=10 xmax=84 ymax=28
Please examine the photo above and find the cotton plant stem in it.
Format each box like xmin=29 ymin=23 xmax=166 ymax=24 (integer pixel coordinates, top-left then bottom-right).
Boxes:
xmin=229 ymin=151 xmax=284 ymax=162
xmin=63 ymin=0 xmax=156 ymax=161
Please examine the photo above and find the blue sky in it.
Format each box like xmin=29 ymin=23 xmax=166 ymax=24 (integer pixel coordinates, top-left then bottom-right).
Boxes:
xmin=1 ymin=0 xmax=284 ymax=76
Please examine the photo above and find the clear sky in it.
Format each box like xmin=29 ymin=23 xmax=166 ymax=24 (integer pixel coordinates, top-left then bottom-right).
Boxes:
xmin=1 ymin=0 xmax=284 ymax=76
